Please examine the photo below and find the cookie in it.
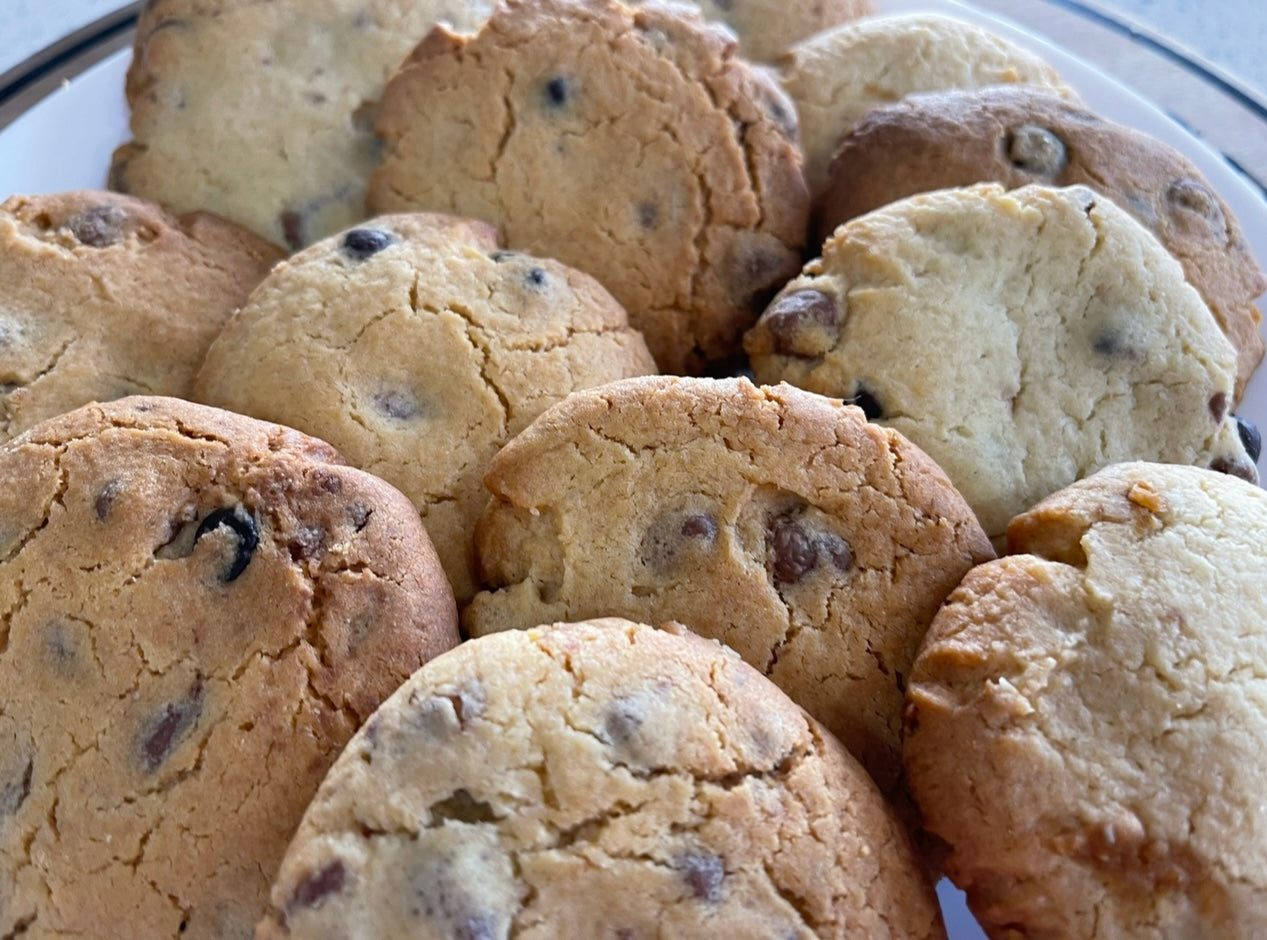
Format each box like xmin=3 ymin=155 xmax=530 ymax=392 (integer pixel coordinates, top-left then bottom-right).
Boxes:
xmin=194 ymin=212 xmax=657 ymax=604
xmin=0 ymin=190 xmax=281 ymax=443
xmin=110 ymin=0 xmax=494 ymax=249
xmin=258 ymin=618 xmax=946 ymax=939
xmin=745 ymin=183 xmax=1259 ymax=540
xmin=818 ymin=86 xmax=1267 ymax=401
xmin=904 ymin=462 xmax=1267 ymax=938
xmin=628 ymin=0 xmax=873 ymax=63
xmin=780 ymin=13 xmax=1074 ymax=198
xmin=0 ymin=396 xmax=459 ymax=939
xmin=464 ymin=376 xmax=992 ymax=794
xmin=368 ymin=0 xmax=809 ymax=374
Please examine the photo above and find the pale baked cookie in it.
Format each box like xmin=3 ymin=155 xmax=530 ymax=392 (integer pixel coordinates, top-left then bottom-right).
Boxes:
xmin=464 ymin=376 xmax=992 ymax=793
xmin=0 ymin=190 xmax=281 ymax=443
xmin=746 ymin=183 xmax=1259 ymax=540
xmin=628 ymin=0 xmax=873 ymax=63
xmin=194 ymin=213 xmax=657 ymax=604
xmin=258 ymin=619 xmax=946 ymax=939
xmin=780 ymin=13 xmax=1074 ymax=198
xmin=904 ymin=462 xmax=1267 ymax=938
xmin=110 ymin=0 xmax=494 ymax=248
xmin=0 ymin=397 xmax=459 ymax=939
xmin=369 ymin=0 xmax=808 ymax=373
xmin=818 ymin=86 xmax=1267 ymax=400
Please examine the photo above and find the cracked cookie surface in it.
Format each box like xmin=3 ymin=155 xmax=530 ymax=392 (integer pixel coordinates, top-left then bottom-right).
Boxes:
xmin=0 ymin=396 xmax=459 ymax=939
xmin=194 ymin=212 xmax=657 ymax=604
xmin=779 ymin=13 xmax=1074 ymax=199
xmin=904 ymin=462 xmax=1267 ymax=938
xmin=464 ymin=376 xmax=992 ymax=794
xmin=0 ymin=190 xmax=281 ymax=444
xmin=110 ymin=0 xmax=494 ymax=248
xmin=745 ymin=183 xmax=1258 ymax=540
xmin=258 ymin=618 xmax=945 ymax=939
xmin=368 ymin=0 xmax=808 ymax=373
xmin=818 ymin=85 xmax=1267 ymax=400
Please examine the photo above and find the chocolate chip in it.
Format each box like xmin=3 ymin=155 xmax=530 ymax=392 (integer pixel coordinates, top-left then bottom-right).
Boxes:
xmin=429 ymin=789 xmax=499 ymax=825
xmin=94 ymin=479 xmax=125 ymax=520
xmin=43 ymin=620 xmax=78 ymax=671
xmin=601 ymin=699 xmax=646 ymax=746
xmin=455 ymin=917 xmax=496 ymax=940
xmin=68 ymin=205 xmax=127 ymax=247
xmin=343 ymin=227 xmax=394 ymax=260
xmin=1209 ymin=455 xmax=1257 ymax=483
xmin=677 ymin=852 xmax=724 ymax=902
xmin=138 ymin=683 xmax=203 ymax=772
xmin=348 ymin=502 xmax=372 ymax=531
xmin=280 ymin=210 xmax=305 ymax=250
xmin=847 ymin=386 xmax=882 ymax=421
xmin=543 ymin=75 xmax=570 ymax=108
xmin=287 ymin=859 xmax=348 ymax=915
xmin=636 ymin=202 xmax=658 ymax=230
xmin=524 ymin=267 xmax=548 ymax=289
xmin=490 ymin=250 xmax=518 ymax=263
xmin=1092 ymin=330 xmax=1142 ymax=362
xmin=1006 ymin=124 xmax=1067 ymax=177
xmin=194 ymin=505 xmax=259 ymax=582
xmin=1167 ymin=178 xmax=1225 ymax=227
xmin=1209 ymin=392 xmax=1229 ymax=422
xmin=373 ymin=390 xmax=419 ymax=420
xmin=768 ymin=514 xmax=852 ymax=586
xmin=288 ymin=525 xmax=325 ymax=562
xmin=0 ymin=757 xmax=32 ymax=819
xmin=1235 ymin=414 xmax=1262 ymax=463
xmin=640 ymin=510 xmax=719 ymax=575
xmin=762 ymin=289 xmax=840 ymax=358
xmin=409 ymin=682 xmax=486 ymax=736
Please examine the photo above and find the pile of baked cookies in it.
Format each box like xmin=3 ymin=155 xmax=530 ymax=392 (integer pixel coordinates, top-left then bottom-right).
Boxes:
xmin=3 ymin=0 xmax=1266 ymax=936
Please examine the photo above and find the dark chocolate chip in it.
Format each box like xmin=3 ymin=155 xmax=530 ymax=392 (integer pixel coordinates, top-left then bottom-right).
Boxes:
xmin=373 ymin=390 xmax=419 ymax=420
xmin=43 ymin=620 xmax=78 ymax=670
xmin=490 ymin=250 xmax=517 ymax=262
xmin=280 ymin=210 xmax=305 ymax=250
xmin=1209 ymin=455 xmax=1257 ymax=483
xmin=342 ymin=227 xmax=394 ymax=260
xmin=677 ymin=852 xmax=724 ymax=902
xmin=1092 ymin=330 xmax=1142 ymax=362
xmin=139 ymin=683 xmax=203 ymax=773
xmin=524 ymin=267 xmax=548 ymax=290
xmin=543 ymin=75 xmax=570 ymax=108
xmin=1006 ymin=124 xmax=1067 ymax=177
xmin=0 ymin=757 xmax=32 ymax=819
xmin=94 ymin=479 xmax=125 ymax=520
xmin=194 ymin=505 xmax=259 ymax=582
xmin=348 ymin=502 xmax=372 ymax=531
xmin=640 ymin=510 xmax=719 ymax=575
xmin=768 ymin=514 xmax=852 ymax=585
xmin=68 ymin=205 xmax=128 ymax=248
xmin=763 ymin=289 xmax=840 ymax=357
xmin=1209 ymin=392 xmax=1229 ymax=422
xmin=287 ymin=859 xmax=348 ymax=915
xmin=601 ymin=699 xmax=646 ymax=746
xmin=636 ymin=202 xmax=658 ymax=230
xmin=679 ymin=514 xmax=717 ymax=541
xmin=429 ymin=789 xmax=499 ymax=825
xmin=1235 ymin=414 xmax=1262 ymax=463
xmin=288 ymin=525 xmax=325 ymax=562
xmin=847 ymin=387 xmax=882 ymax=421
xmin=1167 ymin=178 xmax=1225 ymax=227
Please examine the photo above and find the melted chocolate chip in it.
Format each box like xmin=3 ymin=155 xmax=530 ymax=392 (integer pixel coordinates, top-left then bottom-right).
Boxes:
xmin=373 ymin=390 xmax=419 ymax=420
xmin=763 ymin=289 xmax=840 ymax=357
xmin=1209 ymin=392 xmax=1229 ymax=422
xmin=524 ymin=267 xmax=548 ymax=290
xmin=280 ymin=210 xmax=305 ymax=250
xmin=288 ymin=859 xmax=348 ymax=914
xmin=848 ymin=387 xmax=882 ymax=421
xmin=1235 ymin=414 xmax=1262 ymax=463
xmin=94 ymin=479 xmax=125 ymax=520
xmin=68 ymin=205 xmax=127 ymax=248
xmin=678 ymin=852 xmax=724 ymax=902
xmin=194 ymin=505 xmax=259 ymax=582
xmin=543 ymin=75 xmax=570 ymax=108
xmin=1006 ymin=124 xmax=1067 ymax=177
xmin=1167 ymin=178 xmax=1225 ymax=227
xmin=343 ymin=227 xmax=394 ymax=260
xmin=138 ymin=683 xmax=203 ymax=772
xmin=0 ymin=758 xmax=32 ymax=819
xmin=768 ymin=514 xmax=853 ymax=586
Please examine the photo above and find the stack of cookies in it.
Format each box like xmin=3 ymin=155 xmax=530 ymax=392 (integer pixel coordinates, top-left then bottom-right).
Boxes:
xmin=2 ymin=0 xmax=1266 ymax=937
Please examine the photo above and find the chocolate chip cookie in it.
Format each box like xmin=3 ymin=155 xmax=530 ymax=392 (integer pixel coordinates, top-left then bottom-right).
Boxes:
xmin=0 ymin=396 xmax=459 ymax=939
xmin=818 ymin=86 xmax=1267 ymax=400
xmin=194 ymin=212 xmax=657 ymax=604
xmin=369 ymin=0 xmax=808 ymax=373
xmin=259 ymin=619 xmax=946 ymax=939
xmin=780 ymin=13 xmax=1074 ymax=198
xmin=0 ymin=190 xmax=281 ymax=443
xmin=905 ymin=462 xmax=1267 ymax=938
xmin=746 ymin=183 xmax=1259 ymax=540
xmin=464 ymin=376 xmax=993 ymax=794
xmin=110 ymin=0 xmax=494 ymax=248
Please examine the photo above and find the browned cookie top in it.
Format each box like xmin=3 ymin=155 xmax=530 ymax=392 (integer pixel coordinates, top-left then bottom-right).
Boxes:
xmin=0 ymin=190 xmax=282 ymax=442
xmin=464 ymin=376 xmax=993 ymax=794
xmin=0 ymin=396 xmax=458 ymax=939
xmin=369 ymin=0 xmax=809 ymax=374
xmin=819 ymin=86 xmax=1267 ymax=400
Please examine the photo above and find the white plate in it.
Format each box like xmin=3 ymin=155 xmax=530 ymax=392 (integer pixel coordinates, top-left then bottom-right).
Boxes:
xmin=0 ymin=4 xmax=1263 ymax=938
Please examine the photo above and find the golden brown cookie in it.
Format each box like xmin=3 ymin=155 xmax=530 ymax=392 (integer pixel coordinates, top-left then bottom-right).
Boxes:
xmin=905 ymin=462 xmax=1267 ymax=938
xmin=194 ymin=212 xmax=657 ymax=604
xmin=464 ymin=376 xmax=993 ymax=794
xmin=369 ymin=0 xmax=809 ymax=374
xmin=259 ymin=619 xmax=946 ymax=939
xmin=0 ymin=190 xmax=281 ymax=443
xmin=818 ymin=86 xmax=1266 ymax=400
xmin=0 ymin=396 xmax=459 ymax=939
